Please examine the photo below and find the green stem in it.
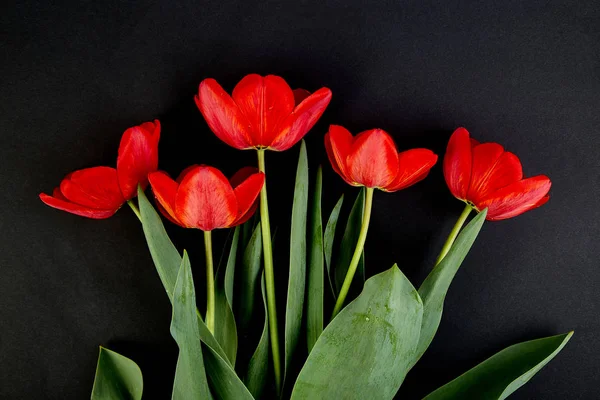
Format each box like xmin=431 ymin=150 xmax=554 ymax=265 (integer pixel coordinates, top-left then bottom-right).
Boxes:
xmin=256 ymin=149 xmax=282 ymax=393
xmin=127 ymin=200 xmax=141 ymax=221
xmin=204 ymin=230 xmax=215 ymax=333
xmin=331 ymin=187 xmax=374 ymax=319
xmin=434 ymin=203 xmax=472 ymax=266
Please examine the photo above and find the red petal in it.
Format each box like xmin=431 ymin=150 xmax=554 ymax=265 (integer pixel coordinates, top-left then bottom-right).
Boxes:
xmin=232 ymin=74 xmax=295 ymax=147
xmin=384 ymin=149 xmax=438 ymax=192
xmin=196 ymin=79 xmax=253 ymax=150
xmin=117 ymin=120 xmax=161 ymax=200
xmin=347 ymin=129 xmax=399 ymax=188
xmin=478 ymin=175 xmax=551 ymax=220
xmin=52 ymin=187 xmax=68 ymax=201
xmin=469 ymin=149 xmax=523 ymax=204
xmin=148 ymin=171 xmax=181 ymax=225
xmin=59 ymin=166 xmax=125 ymax=209
xmin=231 ymin=171 xmax=265 ymax=226
xmin=176 ymin=165 xmax=200 ymax=183
xmin=174 ymin=166 xmax=237 ymax=230
xmin=324 ymin=125 xmax=355 ymax=185
xmin=39 ymin=193 xmax=118 ymax=219
xmin=230 ymin=166 xmax=260 ymax=188
xmin=443 ymin=127 xmax=473 ymax=200
xmin=466 ymin=143 xmax=504 ymax=200
xmin=269 ymin=87 xmax=332 ymax=151
xmin=293 ymin=88 xmax=311 ymax=105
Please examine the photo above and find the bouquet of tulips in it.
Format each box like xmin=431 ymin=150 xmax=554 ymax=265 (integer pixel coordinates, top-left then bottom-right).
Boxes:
xmin=40 ymin=74 xmax=571 ymax=400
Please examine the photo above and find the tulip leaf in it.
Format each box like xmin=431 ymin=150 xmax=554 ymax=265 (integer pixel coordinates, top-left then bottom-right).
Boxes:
xmin=170 ymin=251 xmax=211 ymax=400
xmin=306 ymin=166 xmax=324 ymax=352
xmin=423 ymin=332 xmax=573 ymax=400
xmin=236 ymin=223 xmax=262 ymax=335
xmin=334 ymin=188 xmax=365 ymax=296
xmin=244 ymin=273 xmax=270 ymax=398
xmin=291 ymin=265 xmax=423 ymax=400
xmin=214 ymin=227 xmax=239 ymax=366
xmin=138 ymin=188 xmax=254 ymax=399
xmin=323 ymin=194 xmax=344 ymax=297
xmin=91 ymin=347 xmax=143 ymax=400
xmin=415 ymin=209 xmax=487 ymax=365
xmin=284 ymin=140 xmax=309 ymax=386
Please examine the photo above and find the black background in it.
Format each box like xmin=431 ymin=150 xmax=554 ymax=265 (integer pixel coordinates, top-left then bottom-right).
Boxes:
xmin=2 ymin=1 xmax=599 ymax=399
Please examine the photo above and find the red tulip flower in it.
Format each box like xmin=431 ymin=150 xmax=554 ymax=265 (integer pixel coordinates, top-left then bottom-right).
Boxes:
xmin=195 ymin=74 xmax=332 ymax=151
xmin=148 ymin=165 xmax=264 ymax=231
xmin=444 ymin=127 xmax=551 ymax=221
xmin=325 ymin=125 xmax=438 ymax=191
xmin=39 ymin=120 xmax=161 ymax=219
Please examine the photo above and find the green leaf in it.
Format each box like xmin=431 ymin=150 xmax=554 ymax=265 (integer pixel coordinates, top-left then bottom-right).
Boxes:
xmin=423 ymin=332 xmax=574 ymax=400
xmin=291 ymin=265 xmax=423 ymax=399
xmin=284 ymin=140 xmax=309 ymax=385
xmin=91 ymin=347 xmax=143 ymax=400
xmin=306 ymin=166 xmax=324 ymax=352
xmin=244 ymin=273 xmax=270 ymax=398
xmin=334 ymin=188 xmax=365 ymax=295
xmin=170 ymin=251 xmax=211 ymax=400
xmin=214 ymin=227 xmax=239 ymax=366
xmin=415 ymin=210 xmax=487 ymax=364
xmin=237 ymin=223 xmax=263 ymax=334
xmin=323 ymin=194 xmax=344 ymax=297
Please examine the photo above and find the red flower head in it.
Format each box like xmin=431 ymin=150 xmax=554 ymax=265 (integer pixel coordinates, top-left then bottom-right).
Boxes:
xmin=325 ymin=125 xmax=438 ymax=191
xmin=195 ymin=74 xmax=332 ymax=151
xmin=39 ymin=120 xmax=161 ymax=219
xmin=443 ymin=127 xmax=551 ymax=221
xmin=148 ymin=165 xmax=265 ymax=231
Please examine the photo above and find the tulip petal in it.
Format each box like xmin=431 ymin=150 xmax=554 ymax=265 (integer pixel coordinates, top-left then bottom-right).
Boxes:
xmin=466 ymin=143 xmax=505 ymax=200
xmin=232 ymin=74 xmax=295 ymax=147
xmin=384 ymin=149 xmax=438 ymax=192
xmin=293 ymin=89 xmax=311 ymax=105
xmin=324 ymin=125 xmax=355 ymax=185
xmin=175 ymin=166 xmax=237 ymax=230
xmin=39 ymin=193 xmax=118 ymax=219
xmin=443 ymin=128 xmax=472 ymax=200
xmin=469 ymin=149 xmax=523 ymax=204
xmin=230 ymin=166 xmax=259 ymax=188
xmin=478 ymin=175 xmax=551 ymax=220
xmin=231 ymin=171 xmax=265 ymax=226
xmin=148 ymin=171 xmax=181 ymax=225
xmin=177 ymin=165 xmax=200 ymax=183
xmin=347 ymin=129 xmax=399 ymax=188
xmin=117 ymin=120 xmax=160 ymax=200
xmin=269 ymin=87 xmax=332 ymax=151
xmin=59 ymin=166 xmax=125 ymax=209
xmin=196 ymin=79 xmax=253 ymax=150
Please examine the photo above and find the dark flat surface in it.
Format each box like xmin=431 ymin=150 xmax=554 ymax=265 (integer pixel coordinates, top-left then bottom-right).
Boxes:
xmin=1 ymin=1 xmax=599 ymax=398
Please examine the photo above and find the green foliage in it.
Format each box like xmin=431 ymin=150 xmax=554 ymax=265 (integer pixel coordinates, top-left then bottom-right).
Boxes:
xmin=91 ymin=347 xmax=143 ymax=400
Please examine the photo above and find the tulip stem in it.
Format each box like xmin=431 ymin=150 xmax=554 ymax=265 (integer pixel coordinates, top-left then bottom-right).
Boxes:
xmin=127 ymin=200 xmax=141 ymax=222
xmin=331 ymin=187 xmax=374 ymax=320
xmin=256 ymin=149 xmax=282 ymax=393
xmin=204 ymin=230 xmax=215 ymax=334
xmin=434 ymin=203 xmax=472 ymax=266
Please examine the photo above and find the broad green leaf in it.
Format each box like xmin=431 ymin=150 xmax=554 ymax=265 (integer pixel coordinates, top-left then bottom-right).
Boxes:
xmin=323 ymin=194 xmax=344 ymax=297
xmin=306 ymin=166 xmax=324 ymax=352
xmin=91 ymin=347 xmax=143 ymax=400
xmin=170 ymin=251 xmax=211 ymax=400
xmin=415 ymin=210 xmax=487 ymax=365
xmin=203 ymin=345 xmax=255 ymax=400
xmin=423 ymin=332 xmax=573 ymax=400
xmin=236 ymin=223 xmax=262 ymax=334
xmin=291 ymin=265 xmax=423 ymax=400
xmin=284 ymin=140 xmax=309 ymax=385
xmin=214 ymin=227 xmax=239 ymax=366
xmin=244 ymin=273 xmax=270 ymax=398
xmin=334 ymin=189 xmax=365 ymax=295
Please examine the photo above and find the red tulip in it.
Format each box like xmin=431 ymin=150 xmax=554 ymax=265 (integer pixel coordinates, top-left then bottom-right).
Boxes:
xmin=325 ymin=125 xmax=438 ymax=191
xmin=443 ymin=127 xmax=551 ymax=221
xmin=148 ymin=165 xmax=265 ymax=231
xmin=39 ymin=120 xmax=161 ymax=219
xmin=195 ymin=74 xmax=332 ymax=151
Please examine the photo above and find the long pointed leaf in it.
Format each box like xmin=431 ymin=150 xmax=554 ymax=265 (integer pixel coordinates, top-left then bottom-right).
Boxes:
xmin=244 ymin=273 xmax=270 ymax=398
xmin=237 ymin=223 xmax=262 ymax=334
xmin=323 ymin=194 xmax=344 ymax=297
xmin=423 ymin=332 xmax=573 ymax=400
xmin=91 ymin=347 xmax=143 ymax=400
xmin=334 ymin=189 xmax=365 ymax=295
xmin=291 ymin=265 xmax=423 ymax=399
xmin=284 ymin=140 xmax=309 ymax=386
